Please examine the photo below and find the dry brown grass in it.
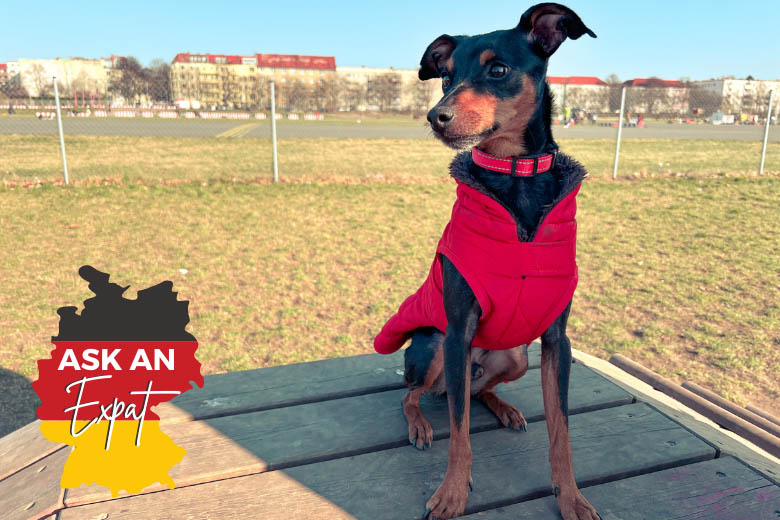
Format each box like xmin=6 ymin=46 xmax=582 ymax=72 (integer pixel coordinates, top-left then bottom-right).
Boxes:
xmin=1 ymin=134 xmax=779 ymax=436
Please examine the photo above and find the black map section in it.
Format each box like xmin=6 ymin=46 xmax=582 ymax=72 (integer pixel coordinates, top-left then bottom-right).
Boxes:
xmin=53 ymin=265 xmax=196 ymax=341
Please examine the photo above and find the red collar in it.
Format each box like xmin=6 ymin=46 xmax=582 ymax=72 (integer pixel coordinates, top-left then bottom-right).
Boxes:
xmin=472 ymin=147 xmax=557 ymax=176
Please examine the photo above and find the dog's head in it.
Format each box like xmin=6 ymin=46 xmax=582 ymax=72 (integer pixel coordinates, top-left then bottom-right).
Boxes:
xmin=419 ymin=3 xmax=595 ymax=156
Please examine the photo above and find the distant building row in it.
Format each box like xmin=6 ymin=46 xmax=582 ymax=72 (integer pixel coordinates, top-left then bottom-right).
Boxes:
xmin=547 ymin=76 xmax=779 ymax=117
xmin=0 ymin=56 xmax=125 ymax=99
xmin=169 ymin=53 xmax=438 ymax=112
xmin=1 ymin=54 xmax=778 ymax=116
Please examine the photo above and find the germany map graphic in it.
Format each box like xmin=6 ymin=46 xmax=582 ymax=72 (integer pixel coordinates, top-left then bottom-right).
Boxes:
xmin=33 ymin=266 xmax=204 ymax=496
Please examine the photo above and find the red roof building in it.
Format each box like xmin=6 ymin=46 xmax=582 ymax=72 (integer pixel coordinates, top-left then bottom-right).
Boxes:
xmin=547 ymin=76 xmax=607 ymax=86
xmin=622 ymin=78 xmax=686 ymax=88
xmin=172 ymin=53 xmax=336 ymax=70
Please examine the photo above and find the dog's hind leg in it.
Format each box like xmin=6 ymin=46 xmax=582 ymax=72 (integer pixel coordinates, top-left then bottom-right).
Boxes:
xmin=540 ymin=301 xmax=601 ymax=520
xmin=471 ymin=346 xmax=530 ymax=430
xmin=402 ymin=327 xmax=445 ymax=450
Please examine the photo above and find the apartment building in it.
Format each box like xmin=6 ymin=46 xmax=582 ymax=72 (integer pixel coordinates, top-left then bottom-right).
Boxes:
xmin=547 ymin=76 xmax=609 ymax=113
xmin=170 ymin=53 xmax=337 ymax=108
xmin=336 ymin=65 xmax=441 ymax=112
xmin=692 ymin=78 xmax=780 ymax=114
xmin=10 ymin=57 xmax=119 ymax=97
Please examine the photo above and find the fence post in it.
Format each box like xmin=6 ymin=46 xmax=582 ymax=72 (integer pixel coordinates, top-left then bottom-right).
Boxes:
xmin=759 ymin=89 xmax=775 ymax=175
xmin=270 ymin=79 xmax=279 ymax=183
xmin=52 ymin=75 xmax=69 ymax=185
xmin=612 ymin=86 xmax=627 ymax=180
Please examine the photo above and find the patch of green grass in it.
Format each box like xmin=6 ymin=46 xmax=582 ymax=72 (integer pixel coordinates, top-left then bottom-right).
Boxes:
xmin=1 ymin=175 xmax=779 ymax=433
xmin=1 ymin=135 xmax=778 ymax=184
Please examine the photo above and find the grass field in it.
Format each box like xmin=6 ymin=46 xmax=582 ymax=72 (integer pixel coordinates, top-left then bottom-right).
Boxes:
xmin=1 ymin=134 xmax=779 ymax=184
xmin=1 ymin=134 xmax=779 ymax=437
xmin=1 ymin=110 xmax=427 ymax=126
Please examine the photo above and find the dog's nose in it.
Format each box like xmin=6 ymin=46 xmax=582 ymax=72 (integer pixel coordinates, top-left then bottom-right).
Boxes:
xmin=427 ymin=106 xmax=455 ymax=130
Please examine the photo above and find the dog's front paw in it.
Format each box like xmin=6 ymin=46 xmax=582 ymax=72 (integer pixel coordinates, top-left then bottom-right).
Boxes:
xmin=408 ymin=413 xmax=434 ymax=450
xmin=493 ymin=400 xmax=527 ymax=431
xmin=555 ymin=486 xmax=601 ymax=520
xmin=425 ymin=473 xmax=471 ymax=519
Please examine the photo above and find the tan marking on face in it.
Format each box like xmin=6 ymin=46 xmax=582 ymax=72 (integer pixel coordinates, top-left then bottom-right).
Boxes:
xmin=479 ymin=74 xmax=537 ymax=157
xmin=479 ymin=49 xmax=496 ymax=65
xmin=445 ymin=56 xmax=454 ymax=72
xmin=449 ymin=88 xmax=498 ymax=135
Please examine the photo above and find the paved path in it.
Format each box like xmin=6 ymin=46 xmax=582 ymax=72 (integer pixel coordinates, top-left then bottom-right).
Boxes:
xmin=0 ymin=117 xmax=776 ymax=141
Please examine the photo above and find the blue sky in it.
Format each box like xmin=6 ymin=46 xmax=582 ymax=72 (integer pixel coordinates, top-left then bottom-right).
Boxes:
xmin=2 ymin=0 xmax=778 ymax=81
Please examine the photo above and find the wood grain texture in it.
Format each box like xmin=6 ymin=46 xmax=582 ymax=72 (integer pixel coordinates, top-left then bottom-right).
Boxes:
xmin=464 ymin=456 xmax=780 ymax=519
xmin=747 ymin=405 xmax=780 ymax=428
xmin=66 ymin=361 xmax=621 ymax=506
xmin=0 ymin=420 xmax=64 ymax=482
xmin=59 ymin=403 xmax=716 ymax=519
xmin=611 ymin=354 xmax=780 ymax=458
xmin=156 ymin=347 xmax=543 ymax=424
xmin=682 ymin=382 xmax=780 ymax=440
xmin=574 ymin=348 xmax=780 ymax=487
xmin=0 ymin=447 xmax=67 ymax=520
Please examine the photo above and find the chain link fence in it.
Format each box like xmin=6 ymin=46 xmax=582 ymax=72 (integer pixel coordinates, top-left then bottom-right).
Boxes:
xmin=0 ymin=64 xmax=777 ymax=184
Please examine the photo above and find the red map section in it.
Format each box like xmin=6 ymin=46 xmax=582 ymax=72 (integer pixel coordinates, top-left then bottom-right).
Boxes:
xmin=34 ymin=341 xmax=204 ymax=421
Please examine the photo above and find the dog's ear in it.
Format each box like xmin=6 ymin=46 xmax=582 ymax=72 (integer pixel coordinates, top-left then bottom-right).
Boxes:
xmin=517 ymin=3 xmax=596 ymax=57
xmin=419 ymin=34 xmax=459 ymax=80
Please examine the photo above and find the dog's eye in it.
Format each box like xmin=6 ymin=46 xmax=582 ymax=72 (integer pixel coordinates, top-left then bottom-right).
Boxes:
xmin=488 ymin=63 xmax=508 ymax=78
xmin=441 ymin=73 xmax=452 ymax=89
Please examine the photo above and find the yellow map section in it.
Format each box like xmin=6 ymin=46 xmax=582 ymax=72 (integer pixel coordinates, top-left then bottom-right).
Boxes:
xmin=40 ymin=420 xmax=185 ymax=496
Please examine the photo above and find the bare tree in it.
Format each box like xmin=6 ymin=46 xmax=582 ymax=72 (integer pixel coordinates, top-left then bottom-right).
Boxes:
xmin=412 ymin=79 xmax=437 ymax=115
xmin=687 ymin=85 xmax=722 ymax=118
xmin=287 ymin=81 xmax=312 ymax=111
xmin=312 ymin=79 xmax=339 ymax=112
xmin=564 ymin=86 xmax=609 ymax=115
xmin=323 ymin=79 xmax=340 ymax=112
xmin=338 ymin=78 xmax=365 ymax=111
xmin=30 ymin=64 xmax=52 ymax=98
xmin=367 ymin=73 xmax=401 ymax=111
xmin=220 ymin=68 xmax=238 ymax=108
xmin=740 ymin=83 xmax=773 ymax=116
xmin=145 ymin=59 xmax=171 ymax=103
xmin=0 ymin=75 xmax=28 ymax=102
xmin=605 ymin=74 xmax=622 ymax=113
xmin=109 ymin=56 xmax=148 ymax=105
xmin=251 ymin=75 xmax=268 ymax=110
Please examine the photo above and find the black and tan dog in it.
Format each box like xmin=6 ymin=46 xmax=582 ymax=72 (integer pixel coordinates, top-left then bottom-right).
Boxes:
xmin=374 ymin=3 xmax=599 ymax=519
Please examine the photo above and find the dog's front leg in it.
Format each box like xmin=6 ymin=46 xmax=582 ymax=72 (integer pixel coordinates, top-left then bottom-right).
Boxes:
xmin=540 ymin=302 xmax=600 ymax=520
xmin=426 ymin=256 xmax=481 ymax=520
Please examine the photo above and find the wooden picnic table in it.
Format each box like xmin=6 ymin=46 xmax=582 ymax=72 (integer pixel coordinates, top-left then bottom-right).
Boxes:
xmin=2 ymin=343 xmax=779 ymax=519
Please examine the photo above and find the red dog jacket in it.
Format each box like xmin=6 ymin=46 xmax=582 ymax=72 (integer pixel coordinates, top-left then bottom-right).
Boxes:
xmin=374 ymin=154 xmax=581 ymax=354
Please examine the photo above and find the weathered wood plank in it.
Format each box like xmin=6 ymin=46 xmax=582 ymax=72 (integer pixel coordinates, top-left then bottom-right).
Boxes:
xmin=59 ymin=403 xmax=716 ymax=519
xmin=0 ymin=446 xmax=67 ymax=520
xmin=464 ymin=456 xmax=780 ymax=519
xmin=66 ymin=361 xmax=621 ymax=506
xmin=573 ymin=348 xmax=780 ymax=487
xmin=156 ymin=347 xmax=543 ymax=424
xmin=0 ymin=420 xmax=64 ymax=482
